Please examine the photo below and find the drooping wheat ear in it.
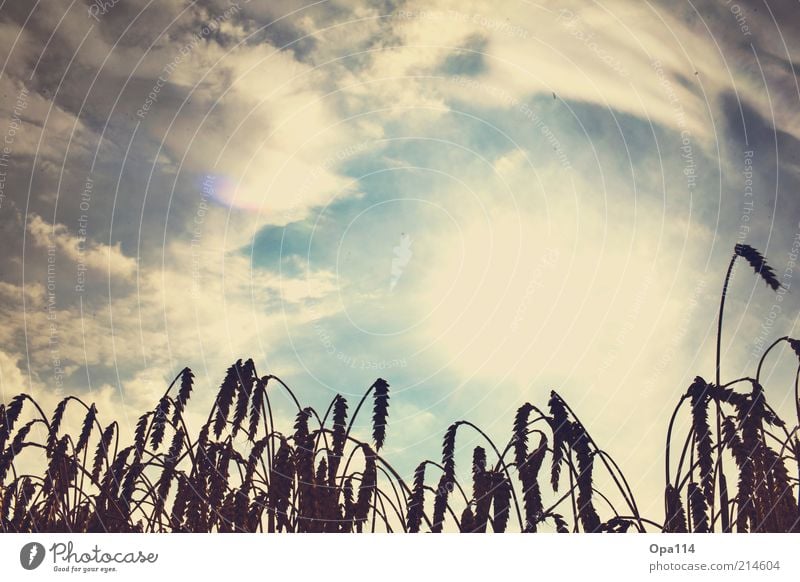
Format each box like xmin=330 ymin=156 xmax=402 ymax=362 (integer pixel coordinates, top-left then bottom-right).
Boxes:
xmin=472 ymin=446 xmax=490 ymax=533
xmin=548 ymin=391 xmax=570 ymax=491
xmin=0 ymin=394 xmax=25 ymax=483
xmin=208 ymin=442 xmax=233 ymax=522
xmin=0 ymin=420 xmax=33 ymax=483
xmin=688 ymin=377 xmax=714 ymax=503
xmin=721 ymin=415 xmax=753 ymax=531
xmin=722 ymin=416 xmax=747 ymax=467
xmin=572 ymin=421 xmax=601 ymax=532
xmin=513 ymin=403 xmax=533 ymax=467
xmin=217 ymin=490 xmax=236 ymax=532
xmin=293 ymin=408 xmax=314 ymax=484
xmin=11 ymin=477 xmax=35 ymax=531
xmin=97 ymin=461 xmax=127 ymax=530
xmin=442 ymin=422 xmax=460 ymax=480
xmin=41 ymin=434 xmax=66 ymax=496
xmin=329 ymin=394 xmax=348 ymax=485
xmin=133 ymin=412 xmax=149 ymax=457
xmin=760 ymin=444 xmax=794 ymax=532
xmin=738 ymin=385 xmax=768 ymax=531
xmin=91 ymin=423 xmax=116 ymax=482
xmin=0 ymin=474 xmax=9 ymax=507
xmin=246 ymin=491 xmax=268 ymax=533
xmin=406 ymin=461 xmax=426 ymax=532
xmin=46 ymin=398 xmax=68 ymax=452
xmin=705 ymin=383 xmax=748 ymax=408
xmin=0 ymin=478 xmax=14 ymax=526
xmin=187 ymin=428 xmax=213 ymax=532
xmin=521 ymin=434 xmax=547 ymax=532
xmin=156 ymin=427 xmax=185 ymax=515
xmin=247 ymin=376 xmax=266 ymax=441
xmin=230 ymin=490 xmax=249 ymax=530
xmin=371 ymin=378 xmax=390 ymax=451
xmin=0 ymin=395 xmax=25 ymax=456
xmin=342 ymin=476 xmax=355 ymax=532
xmin=231 ymin=359 xmax=255 ymax=438
xmin=213 ymin=360 xmax=241 ymax=438
xmin=75 ymin=404 xmax=97 ymax=454
xmin=294 ymin=409 xmax=317 ymax=535
xmin=271 ymin=437 xmax=295 ymax=532
xmin=472 ymin=445 xmax=487 ymax=475
xmin=170 ymin=473 xmax=190 ymax=529
xmin=101 ymin=446 xmax=132 ymax=499
xmin=120 ymin=456 xmax=143 ymax=512
xmin=243 ymin=437 xmax=268 ymax=494
xmin=354 ymin=444 xmax=377 ymax=532
xmin=43 ymin=435 xmax=76 ymax=524
xmin=172 ymin=367 xmax=194 ymax=425
xmin=313 ymin=457 xmax=336 ymax=531
xmin=664 ymin=484 xmax=688 ymax=532
xmin=688 ymin=482 xmax=709 ymax=532
xmin=490 ymin=472 xmax=512 ymax=533
xmin=14 ymin=478 xmax=33 ymax=527
xmin=735 ymin=244 xmax=781 ymax=291
xmin=149 ymin=397 xmax=170 ymax=451
xmin=513 ymin=403 xmax=542 ymax=531
xmin=431 ymin=422 xmax=460 ymax=532
xmin=185 ymin=448 xmax=209 ymax=525
xmin=431 ymin=474 xmax=450 ymax=533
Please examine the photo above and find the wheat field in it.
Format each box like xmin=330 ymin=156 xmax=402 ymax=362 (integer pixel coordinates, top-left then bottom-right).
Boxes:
xmin=1 ymin=244 xmax=799 ymax=533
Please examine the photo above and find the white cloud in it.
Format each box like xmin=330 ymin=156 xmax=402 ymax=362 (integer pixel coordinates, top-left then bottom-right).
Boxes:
xmin=27 ymin=214 xmax=137 ymax=280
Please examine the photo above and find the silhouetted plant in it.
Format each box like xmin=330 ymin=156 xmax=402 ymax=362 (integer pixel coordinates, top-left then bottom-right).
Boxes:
xmin=1 ymin=244 xmax=799 ymax=533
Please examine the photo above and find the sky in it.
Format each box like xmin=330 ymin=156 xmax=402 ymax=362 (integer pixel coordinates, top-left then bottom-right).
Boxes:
xmin=2 ymin=0 xmax=800 ymax=522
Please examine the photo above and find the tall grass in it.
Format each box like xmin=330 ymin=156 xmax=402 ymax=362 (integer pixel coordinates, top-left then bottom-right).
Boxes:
xmin=1 ymin=244 xmax=799 ymax=532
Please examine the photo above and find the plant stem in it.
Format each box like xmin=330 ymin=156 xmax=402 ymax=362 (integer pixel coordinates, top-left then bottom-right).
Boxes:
xmin=717 ymin=253 xmax=737 ymax=389
xmin=714 ymin=252 xmax=738 ymax=532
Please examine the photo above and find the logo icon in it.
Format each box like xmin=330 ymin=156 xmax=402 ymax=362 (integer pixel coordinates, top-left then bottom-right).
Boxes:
xmin=389 ymin=233 xmax=413 ymax=292
xmin=20 ymin=542 xmax=45 ymax=570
